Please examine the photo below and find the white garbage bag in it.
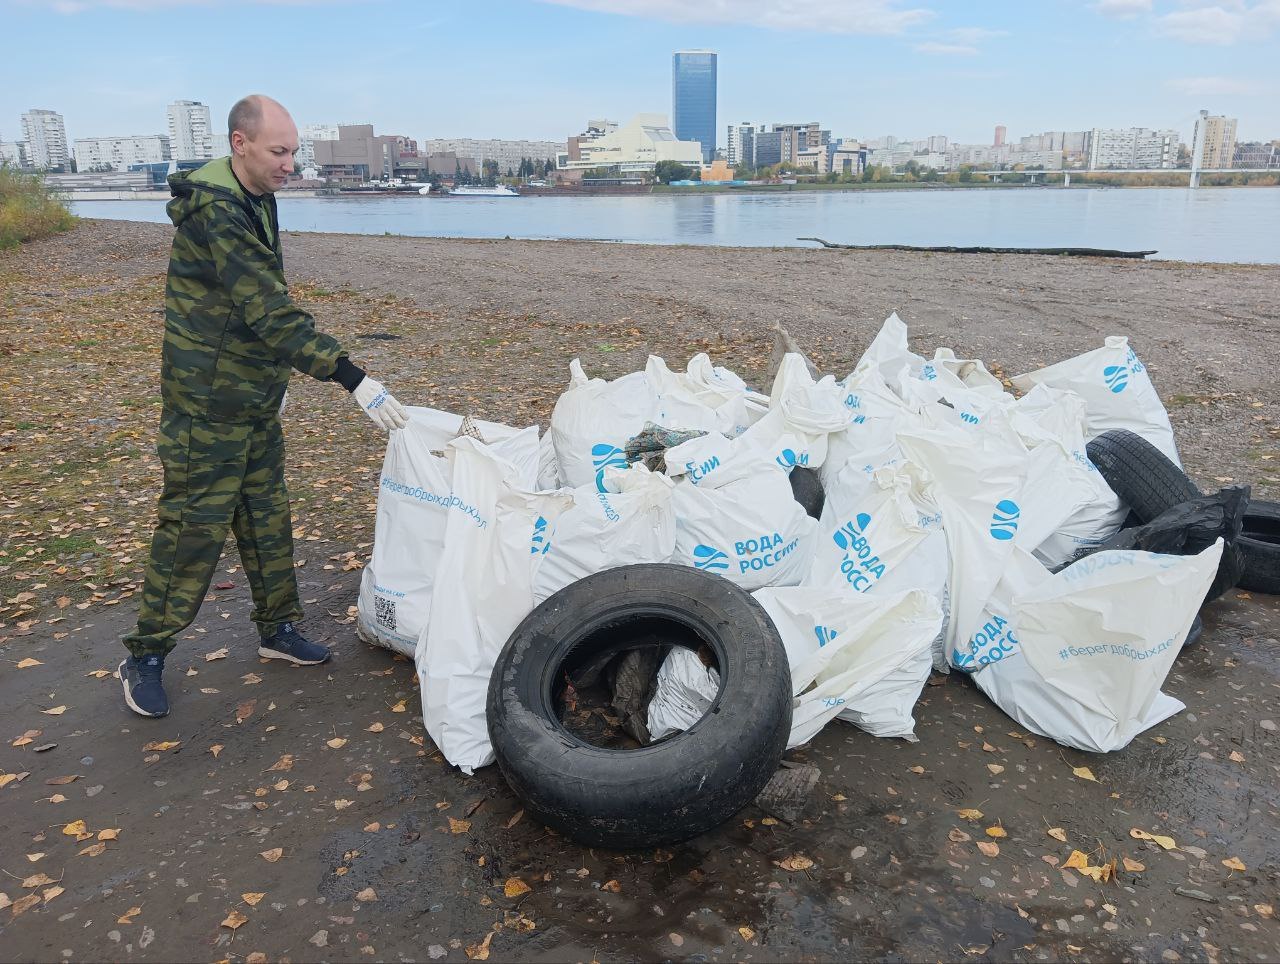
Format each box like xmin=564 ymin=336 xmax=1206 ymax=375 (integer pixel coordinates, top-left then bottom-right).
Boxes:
xmin=1010 ymin=335 xmax=1180 ymax=465
xmin=532 ymin=464 xmax=677 ymax=604
xmin=1013 ymin=385 xmax=1127 ymax=567
xmin=855 ymin=311 xmax=925 ymax=386
xmin=929 ymin=347 xmax=1007 ymax=396
xmin=949 ymin=545 xmax=1049 ymax=672
xmin=735 ymin=353 xmax=850 ymax=471
xmin=897 ymin=407 xmax=1031 ymax=661
xmin=820 ymin=362 xmax=914 ymax=491
xmin=804 ymin=460 xmax=939 ymax=598
xmin=549 ymin=358 xmax=657 ymax=491
xmin=671 ymin=454 xmax=818 ymax=590
xmin=974 ymin=540 xmax=1222 ymax=752
xmin=356 ymin=408 xmax=539 ymax=657
xmin=753 ymin=587 xmax=944 ymax=744
xmin=665 ymin=350 xmax=762 ymax=435
xmin=416 ymin=438 xmax=574 ymax=773
xmin=646 ymin=647 xmax=721 ymax=741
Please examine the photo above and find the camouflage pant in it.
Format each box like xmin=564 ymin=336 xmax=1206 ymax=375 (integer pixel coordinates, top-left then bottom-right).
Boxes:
xmin=123 ymin=411 xmax=302 ymax=657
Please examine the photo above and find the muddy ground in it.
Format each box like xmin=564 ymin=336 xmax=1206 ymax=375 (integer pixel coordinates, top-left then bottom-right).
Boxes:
xmin=0 ymin=219 xmax=1278 ymax=963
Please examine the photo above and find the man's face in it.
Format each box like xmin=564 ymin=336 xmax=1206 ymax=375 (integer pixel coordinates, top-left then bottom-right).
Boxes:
xmin=232 ymin=106 xmax=299 ymax=195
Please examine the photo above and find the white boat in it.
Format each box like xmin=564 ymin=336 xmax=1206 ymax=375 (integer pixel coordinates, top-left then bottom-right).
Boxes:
xmin=448 ymin=184 xmax=520 ymax=197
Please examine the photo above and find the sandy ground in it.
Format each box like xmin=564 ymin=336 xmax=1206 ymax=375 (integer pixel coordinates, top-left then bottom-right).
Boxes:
xmin=0 ymin=219 xmax=1278 ymax=963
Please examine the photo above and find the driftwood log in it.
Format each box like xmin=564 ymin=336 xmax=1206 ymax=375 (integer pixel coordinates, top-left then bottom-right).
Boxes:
xmin=798 ymin=237 xmax=1156 ymax=258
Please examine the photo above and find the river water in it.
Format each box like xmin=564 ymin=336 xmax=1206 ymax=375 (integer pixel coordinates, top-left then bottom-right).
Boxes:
xmin=72 ymin=186 xmax=1280 ymax=265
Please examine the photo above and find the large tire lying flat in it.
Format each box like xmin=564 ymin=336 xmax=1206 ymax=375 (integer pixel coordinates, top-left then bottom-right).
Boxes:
xmin=487 ymin=564 xmax=792 ymax=851
xmin=1239 ymin=499 xmax=1280 ymax=595
xmin=1086 ymin=429 xmax=1201 ymax=523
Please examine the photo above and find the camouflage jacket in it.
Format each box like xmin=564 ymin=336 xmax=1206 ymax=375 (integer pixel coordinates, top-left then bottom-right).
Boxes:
xmin=162 ymin=157 xmax=347 ymax=422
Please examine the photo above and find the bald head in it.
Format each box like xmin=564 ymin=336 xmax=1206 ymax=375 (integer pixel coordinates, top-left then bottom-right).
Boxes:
xmin=228 ymin=94 xmax=291 ymax=143
xmin=227 ymin=94 xmax=299 ymax=196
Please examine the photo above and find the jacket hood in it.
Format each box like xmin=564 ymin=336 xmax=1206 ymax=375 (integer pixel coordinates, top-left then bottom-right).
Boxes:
xmin=166 ymin=157 xmax=251 ymax=227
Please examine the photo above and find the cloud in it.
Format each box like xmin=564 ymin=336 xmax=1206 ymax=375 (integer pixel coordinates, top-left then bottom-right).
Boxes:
xmin=34 ymin=0 xmax=354 ymax=11
xmin=913 ymin=41 xmax=978 ymax=55
xmin=1166 ymin=75 xmax=1261 ymax=95
xmin=535 ymin=0 xmax=935 ymax=35
xmin=945 ymin=26 xmax=1009 ymax=43
xmin=1103 ymin=1 xmax=1280 ymax=45
xmin=1092 ymin=0 xmax=1152 ymax=18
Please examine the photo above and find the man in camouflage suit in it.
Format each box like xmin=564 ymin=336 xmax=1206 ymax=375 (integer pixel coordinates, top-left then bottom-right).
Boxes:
xmin=120 ymin=95 xmax=409 ymax=718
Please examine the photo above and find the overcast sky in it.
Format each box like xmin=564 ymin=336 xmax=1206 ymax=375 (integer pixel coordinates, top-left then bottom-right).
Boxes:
xmin=4 ymin=0 xmax=1277 ymax=148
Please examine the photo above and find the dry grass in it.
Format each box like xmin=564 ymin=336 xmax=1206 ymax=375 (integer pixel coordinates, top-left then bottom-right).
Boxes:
xmin=0 ymin=163 xmax=76 ymax=249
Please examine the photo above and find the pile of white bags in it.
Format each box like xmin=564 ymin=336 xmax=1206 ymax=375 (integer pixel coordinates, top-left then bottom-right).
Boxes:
xmin=359 ymin=314 xmax=1208 ymax=771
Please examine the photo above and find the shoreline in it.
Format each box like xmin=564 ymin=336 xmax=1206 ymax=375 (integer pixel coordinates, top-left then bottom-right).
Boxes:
xmin=62 ymin=215 xmax=1280 ymax=269
xmin=62 ymin=178 xmax=1276 ymax=204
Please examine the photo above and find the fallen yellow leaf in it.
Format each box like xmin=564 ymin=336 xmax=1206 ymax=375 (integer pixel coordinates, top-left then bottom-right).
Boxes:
xmin=85 ymin=669 xmax=112 ymax=679
xmin=986 ymin=764 xmax=1004 ymax=775
xmin=985 ymin=826 xmax=1008 ymax=839
xmin=22 ymin=873 xmax=57 ymax=888
xmin=41 ymin=705 xmax=67 ymax=716
xmin=142 ymin=740 xmax=180 ymax=752
xmin=1122 ymin=856 xmax=1145 ymax=872
xmin=10 ymin=894 xmax=41 ymax=918
xmin=364 ymin=822 xmax=381 ymax=832
xmin=117 ymin=906 xmax=142 ymax=924
xmin=1063 ymin=850 xmax=1091 ymax=871
xmin=78 ymin=842 xmax=106 ymax=857
xmin=449 ymin=817 xmax=471 ymax=834
xmin=242 ymin=892 xmax=265 ymax=906
xmin=504 ymin=878 xmax=531 ymax=898
xmin=739 ymin=926 xmax=756 ymax=941
xmin=273 ymin=779 xmax=289 ymax=791
xmin=259 ymin=848 xmax=283 ymax=863
xmin=465 ymin=931 xmax=494 ymax=961
xmin=1130 ymin=828 xmax=1177 ymax=850
xmin=266 ymin=754 xmax=294 ymax=771
xmin=16 ymin=658 xmax=42 ymax=669
xmin=334 ymin=799 xmax=353 ymax=810
xmin=1222 ymin=856 xmax=1246 ymax=872
xmin=1047 ymin=827 xmax=1068 ymax=842
xmin=775 ymin=855 xmax=814 ymax=871
xmin=42 ymin=885 xmax=64 ymax=904
xmin=977 ymin=841 xmax=1000 ymax=857
xmin=355 ymin=887 xmax=378 ymax=902
xmin=62 ymin=819 xmax=88 ymax=838
xmin=205 ymin=648 xmax=229 ymax=661
xmin=221 ymin=909 xmax=249 ymax=930
xmin=601 ymin=879 xmax=621 ymax=893
xmin=1072 ymin=766 xmax=1098 ymax=782
xmin=957 ymin=808 xmax=984 ymax=820
xmin=209 ymin=744 xmax=223 ymax=758
xmin=366 ymin=722 xmax=385 ymax=733
xmin=391 ymin=700 xmax=407 ymax=713
xmin=97 ymin=828 xmax=120 ymax=841
xmin=326 ymin=737 xmax=348 ymax=749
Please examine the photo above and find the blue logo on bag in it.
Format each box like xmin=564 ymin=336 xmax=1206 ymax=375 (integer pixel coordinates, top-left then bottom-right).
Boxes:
xmin=530 ymin=516 xmax=551 ymax=555
xmin=591 ymin=443 xmax=628 ymax=492
xmin=921 ymin=363 xmax=938 ymax=381
xmin=1103 ymin=364 xmax=1129 ymax=394
xmin=832 ymin=513 xmax=873 ymax=550
xmin=989 ymin=500 xmax=1020 ymax=540
xmin=814 ymin=625 xmax=839 ymax=648
xmin=776 ymin=448 xmax=810 ymax=470
xmin=692 ymin=544 xmax=729 ymax=571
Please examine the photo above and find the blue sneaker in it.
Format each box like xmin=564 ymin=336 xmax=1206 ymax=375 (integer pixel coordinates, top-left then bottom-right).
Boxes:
xmin=258 ymin=622 xmax=331 ymax=665
xmin=119 ymin=654 xmax=169 ymax=718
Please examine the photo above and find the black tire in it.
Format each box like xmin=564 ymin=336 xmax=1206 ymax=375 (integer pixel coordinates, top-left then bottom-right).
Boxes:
xmin=486 ymin=564 xmax=792 ymax=851
xmin=789 ymin=466 xmax=825 ymax=519
xmin=1086 ymin=429 xmax=1201 ymax=523
xmin=1239 ymin=499 xmax=1280 ymax=595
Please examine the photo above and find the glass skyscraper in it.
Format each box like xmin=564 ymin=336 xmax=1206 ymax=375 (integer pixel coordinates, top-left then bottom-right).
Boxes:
xmin=672 ymin=50 xmax=717 ymax=164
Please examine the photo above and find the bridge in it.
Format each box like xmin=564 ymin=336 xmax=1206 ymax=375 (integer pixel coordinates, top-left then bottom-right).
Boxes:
xmin=963 ymin=167 xmax=1274 ymax=188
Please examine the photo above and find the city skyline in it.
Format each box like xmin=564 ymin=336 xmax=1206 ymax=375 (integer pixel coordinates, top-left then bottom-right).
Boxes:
xmin=2 ymin=0 xmax=1278 ymax=149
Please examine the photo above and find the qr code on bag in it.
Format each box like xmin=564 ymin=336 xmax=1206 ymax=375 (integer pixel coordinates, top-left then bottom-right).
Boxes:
xmin=374 ymin=596 xmax=396 ymax=632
